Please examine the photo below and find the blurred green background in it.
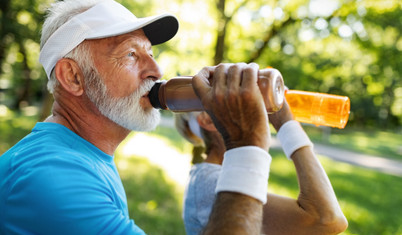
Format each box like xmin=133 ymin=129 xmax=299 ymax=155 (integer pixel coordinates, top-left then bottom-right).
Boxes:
xmin=1 ymin=0 xmax=401 ymax=234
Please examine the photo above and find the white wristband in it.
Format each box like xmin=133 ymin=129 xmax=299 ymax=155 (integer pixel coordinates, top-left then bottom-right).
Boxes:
xmin=215 ymin=146 xmax=271 ymax=204
xmin=277 ymin=120 xmax=313 ymax=160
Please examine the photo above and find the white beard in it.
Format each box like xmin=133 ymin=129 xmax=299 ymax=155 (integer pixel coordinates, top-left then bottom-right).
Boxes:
xmin=85 ymin=72 xmax=160 ymax=132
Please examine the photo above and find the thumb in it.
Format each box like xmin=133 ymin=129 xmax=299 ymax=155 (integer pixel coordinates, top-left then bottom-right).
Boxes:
xmin=192 ymin=66 xmax=214 ymax=102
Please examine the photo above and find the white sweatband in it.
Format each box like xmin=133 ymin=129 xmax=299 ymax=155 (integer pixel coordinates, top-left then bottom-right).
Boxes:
xmin=215 ymin=146 xmax=271 ymax=204
xmin=277 ymin=120 xmax=313 ymax=160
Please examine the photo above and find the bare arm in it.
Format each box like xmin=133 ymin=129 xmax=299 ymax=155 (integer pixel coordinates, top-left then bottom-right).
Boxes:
xmin=263 ymin=100 xmax=348 ymax=235
xmin=203 ymin=192 xmax=263 ymax=234
xmin=193 ymin=63 xmax=270 ymax=235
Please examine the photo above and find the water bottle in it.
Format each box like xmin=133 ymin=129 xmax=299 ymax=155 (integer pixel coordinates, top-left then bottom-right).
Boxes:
xmin=148 ymin=68 xmax=285 ymax=114
xmin=148 ymin=68 xmax=350 ymax=128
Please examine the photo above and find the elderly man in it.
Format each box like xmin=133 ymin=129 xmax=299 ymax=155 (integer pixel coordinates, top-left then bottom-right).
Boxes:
xmin=0 ymin=0 xmax=275 ymax=234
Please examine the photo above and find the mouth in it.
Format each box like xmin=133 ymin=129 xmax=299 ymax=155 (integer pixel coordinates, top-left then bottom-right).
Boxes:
xmin=138 ymin=81 xmax=158 ymax=108
xmin=141 ymin=92 xmax=154 ymax=109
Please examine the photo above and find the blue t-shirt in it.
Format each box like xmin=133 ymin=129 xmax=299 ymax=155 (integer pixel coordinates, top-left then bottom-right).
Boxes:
xmin=183 ymin=162 xmax=221 ymax=235
xmin=0 ymin=122 xmax=146 ymax=235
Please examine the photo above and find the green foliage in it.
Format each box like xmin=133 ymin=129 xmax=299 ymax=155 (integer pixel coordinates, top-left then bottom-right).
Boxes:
xmin=2 ymin=115 xmax=402 ymax=234
xmin=116 ymin=155 xmax=186 ymax=235
xmin=269 ymin=150 xmax=402 ymax=235
xmin=0 ymin=107 xmax=37 ymax=154
xmin=0 ymin=0 xmax=50 ymax=109
xmin=303 ymin=125 xmax=402 ymax=161
xmin=1 ymin=0 xmax=401 ymax=128
xmin=215 ymin=0 xmax=402 ymax=128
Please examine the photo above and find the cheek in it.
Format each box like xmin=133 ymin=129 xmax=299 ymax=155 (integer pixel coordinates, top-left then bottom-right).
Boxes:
xmin=105 ymin=65 xmax=141 ymax=97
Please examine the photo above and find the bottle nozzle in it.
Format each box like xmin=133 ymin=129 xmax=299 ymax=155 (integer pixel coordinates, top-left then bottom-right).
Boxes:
xmin=148 ymin=82 xmax=164 ymax=109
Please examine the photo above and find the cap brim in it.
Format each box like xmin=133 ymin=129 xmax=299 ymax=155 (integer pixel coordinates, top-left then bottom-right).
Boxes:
xmin=86 ymin=13 xmax=179 ymax=46
xmin=143 ymin=15 xmax=179 ymax=45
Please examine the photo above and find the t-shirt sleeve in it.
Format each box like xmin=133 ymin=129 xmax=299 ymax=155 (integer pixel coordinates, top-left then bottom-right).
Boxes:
xmin=3 ymin=155 xmax=145 ymax=235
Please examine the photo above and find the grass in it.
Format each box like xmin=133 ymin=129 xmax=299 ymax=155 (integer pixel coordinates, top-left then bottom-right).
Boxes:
xmin=2 ymin=110 xmax=402 ymax=234
xmin=115 ymin=154 xmax=186 ymax=235
xmin=268 ymin=149 xmax=402 ymax=235
xmin=301 ymin=125 xmax=402 ymax=161
xmin=114 ymin=126 xmax=402 ymax=235
xmin=113 ymin=145 xmax=402 ymax=235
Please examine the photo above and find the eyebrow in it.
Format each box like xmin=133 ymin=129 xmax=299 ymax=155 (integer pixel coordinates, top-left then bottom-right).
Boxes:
xmin=116 ymin=36 xmax=152 ymax=52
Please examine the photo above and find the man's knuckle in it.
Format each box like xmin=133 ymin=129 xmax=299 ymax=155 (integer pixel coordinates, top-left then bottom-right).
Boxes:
xmin=214 ymin=90 xmax=225 ymax=101
xmin=243 ymin=66 xmax=255 ymax=74
xmin=240 ymin=89 xmax=253 ymax=99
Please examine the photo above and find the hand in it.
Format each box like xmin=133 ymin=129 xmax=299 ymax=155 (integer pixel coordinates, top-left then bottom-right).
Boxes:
xmin=268 ymin=99 xmax=294 ymax=132
xmin=192 ymin=63 xmax=270 ymax=151
xmin=257 ymin=68 xmax=284 ymax=114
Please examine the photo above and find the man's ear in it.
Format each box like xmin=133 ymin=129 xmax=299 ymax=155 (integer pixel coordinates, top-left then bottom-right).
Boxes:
xmin=54 ymin=58 xmax=84 ymax=96
xmin=197 ymin=112 xmax=217 ymax=132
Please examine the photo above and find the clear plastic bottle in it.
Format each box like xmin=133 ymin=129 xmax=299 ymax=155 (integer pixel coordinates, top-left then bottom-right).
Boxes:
xmin=148 ymin=70 xmax=351 ymax=129
xmin=148 ymin=68 xmax=285 ymax=113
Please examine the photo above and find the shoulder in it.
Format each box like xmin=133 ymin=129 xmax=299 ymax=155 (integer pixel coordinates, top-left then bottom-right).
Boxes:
xmin=190 ymin=163 xmax=221 ymax=187
xmin=187 ymin=163 xmax=221 ymax=204
xmin=1 ymin=133 xmax=108 ymax=209
xmin=1 ymin=149 xmax=126 ymax=234
xmin=184 ymin=163 xmax=221 ymax=230
xmin=191 ymin=163 xmax=221 ymax=178
xmin=2 ymin=122 xmax=107 ymax=175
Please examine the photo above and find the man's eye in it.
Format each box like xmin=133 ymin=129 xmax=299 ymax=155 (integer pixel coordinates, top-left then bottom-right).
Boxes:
xmin=127 ymin=52 xmax=136 ymax=57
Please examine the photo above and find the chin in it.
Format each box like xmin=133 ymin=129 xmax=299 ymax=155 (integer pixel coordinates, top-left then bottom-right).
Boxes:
xmin=119 ymin=108 xmax=161 ymax=132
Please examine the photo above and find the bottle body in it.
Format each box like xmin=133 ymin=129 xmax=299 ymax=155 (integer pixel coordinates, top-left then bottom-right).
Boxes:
xmin=285 ymin=90 xmax=350 ymax=129
xmin=157 ymin=76 xmax=204 ymax=112
xmin=148 ymin=68 xmax=285 ymax=113
xmin=147 ymin=70 xmax=351 ymax=129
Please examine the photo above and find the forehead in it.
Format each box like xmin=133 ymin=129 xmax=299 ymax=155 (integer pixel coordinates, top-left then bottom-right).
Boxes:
xmin=87 ymin=29 xmax=152 ymax=53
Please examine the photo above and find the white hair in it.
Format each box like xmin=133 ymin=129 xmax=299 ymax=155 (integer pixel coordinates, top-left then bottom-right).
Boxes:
xmin=40 ymin=0 xmax=108 ymax=93
xmin=40 ymin=0 xmax=161 ymax=131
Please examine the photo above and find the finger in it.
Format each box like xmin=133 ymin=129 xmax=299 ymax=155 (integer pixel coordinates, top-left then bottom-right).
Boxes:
xmin=192 ymin=66 xmax=215 ymax=100
xmin=240 ymin=63 xmax=259 ymax=89
xmin=212 ymin=64 xmax=232 ymax=109
xmin=212 ymin=63 xmax=230 ymax=91
xmin=227 ymin=63 xmax=247 ymax=92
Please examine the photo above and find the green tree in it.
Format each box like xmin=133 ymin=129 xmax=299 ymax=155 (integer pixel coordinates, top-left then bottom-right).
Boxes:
xmin=207 ymin=0 xmax=402 ymax=128
xmin=0 ymin=0 xmax=49 ymax=111
xmin=1 ymin=0 xmax=401 ymax=128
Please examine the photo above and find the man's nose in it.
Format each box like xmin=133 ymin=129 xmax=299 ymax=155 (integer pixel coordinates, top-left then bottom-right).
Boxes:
xmin=142 ymin=55 xmax=163 ymax=82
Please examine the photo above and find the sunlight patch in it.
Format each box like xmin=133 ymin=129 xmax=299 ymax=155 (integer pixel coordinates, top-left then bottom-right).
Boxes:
xmin=120 ymin=133 xmax=192 ymax=189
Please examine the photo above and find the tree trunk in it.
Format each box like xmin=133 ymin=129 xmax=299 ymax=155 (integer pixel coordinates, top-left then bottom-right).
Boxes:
xmin=12 ymin=41 xmax=32 ymax=109
xmin=213 ymin=0 xmax=227 ymax=65
xmin=0 ymin=0 xmax=11 ymax=75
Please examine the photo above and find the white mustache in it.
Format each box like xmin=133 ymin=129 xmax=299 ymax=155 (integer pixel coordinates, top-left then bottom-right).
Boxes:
xmin=136 ymin=79 xmax=156 ymax=98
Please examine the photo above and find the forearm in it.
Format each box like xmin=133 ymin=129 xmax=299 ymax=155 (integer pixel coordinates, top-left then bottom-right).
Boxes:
xmin=193 ymin=64 xmax=272 ymax=234
xmin=202 ymin=192 xmax=263 ymax=235
xmin=265 ymin=118 xmax=347 ymax=234
xmin=260 ymin=147 xmax=347 ymax=235
xmin=203 ymin=146 xmax=271 ymax=234
xmin=292 ymin=147 xmax=347 ymax=229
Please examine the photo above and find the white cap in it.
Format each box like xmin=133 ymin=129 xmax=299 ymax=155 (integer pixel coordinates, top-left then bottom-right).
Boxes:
xmin=39 ymin=0 xmax=179 ymax=79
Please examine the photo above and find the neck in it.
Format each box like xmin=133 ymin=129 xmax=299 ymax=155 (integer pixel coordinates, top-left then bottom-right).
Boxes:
xmin=204 ymin=149 xmax=224 ymax=165
xmin=45 ymin=92 xmax=130 ymax=156
xmin=204 ymin=135 xmax=225 ymax=165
